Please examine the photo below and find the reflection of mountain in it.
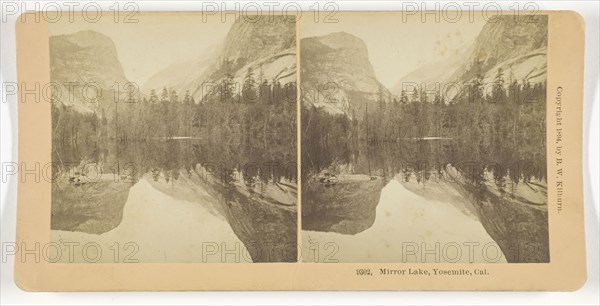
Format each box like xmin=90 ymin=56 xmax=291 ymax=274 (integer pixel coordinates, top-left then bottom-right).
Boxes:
xmin=50 ymin=30 xmax=129 ymax=115
xmin=301 ymin=32 xmax=390 ymax=116
xmin=392 ymin=15 xmax=548 ymax=99
xmin=50 ymin=19 xmax=299 ymax=263
xmin=143 ymin=17 xmax=297 ymax=101
xmin=303 ymin=179 xmax=508 ymax=263
xmin=301 ymin=16 xmax=549 ymax=263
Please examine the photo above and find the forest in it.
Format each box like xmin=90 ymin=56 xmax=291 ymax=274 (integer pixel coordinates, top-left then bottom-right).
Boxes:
xmin=51 ymin=67 xmax=298 ymax=185
xmin=302 ymin=67 xmax=547 ymax=190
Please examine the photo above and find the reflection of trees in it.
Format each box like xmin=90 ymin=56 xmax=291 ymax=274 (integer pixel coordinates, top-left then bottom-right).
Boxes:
xmin=301 ymin=78 xmax=548 ymax=187
xmin=52 ymin=78 xmax=298 ymax=188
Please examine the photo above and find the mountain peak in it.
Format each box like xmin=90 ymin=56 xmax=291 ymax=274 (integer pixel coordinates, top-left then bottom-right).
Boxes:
xmin=311 ymin=31 xmax=369 ymax=55
xmin=390 ymin=15 xmax=548 ymax=99
xmin=301 ymin=32 xmax=388 ymax=116
xmin=461 ymin=15 xmax=548 ymax=81
xmin=50 ymin=30 xmax=128 ymax=114
xmin=57 ymin=30 xmax=116 ymax=50
xmin=320 ymin=31 xmax=361 ymax=41
xmin=220 ymin=17 xmax=296 ymax=68
xmin=142 ymin=17 xmax=297 ymax=101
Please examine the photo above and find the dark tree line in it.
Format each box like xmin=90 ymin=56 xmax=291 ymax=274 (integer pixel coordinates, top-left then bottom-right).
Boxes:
xmin=303 ymin=67 xmax=547 ymax=187
xmin=52 ymin=66 xmax=297 ymax=185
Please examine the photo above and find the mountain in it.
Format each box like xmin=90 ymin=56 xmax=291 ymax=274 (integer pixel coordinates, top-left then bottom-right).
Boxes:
xmin=392 ymin=15 xmax=548 ymax=99
xmin=141 ymin=44 xmax=220 ymax=97
xmin=456 ymin=15 xmax=547 ymax=81
xmin=143 ymin=17 xmax=297 ymax=101
xmin=50 ymin=30 xmax=129 ymax=115
xmin=220 ymin=16 xmax=295 ymax=68
xmin=391 ymin=44 xmax=473 ymax=95
xmin=300 ymin=32 xmax=390 ymax=116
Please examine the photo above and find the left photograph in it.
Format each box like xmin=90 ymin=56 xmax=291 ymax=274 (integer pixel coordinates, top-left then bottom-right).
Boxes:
xmin=49 ymin=13 xmax=298 ymax=263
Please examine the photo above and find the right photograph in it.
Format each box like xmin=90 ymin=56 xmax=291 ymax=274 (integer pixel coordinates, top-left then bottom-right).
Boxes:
xmin=300 ymin=13 xmax=549 ymax=263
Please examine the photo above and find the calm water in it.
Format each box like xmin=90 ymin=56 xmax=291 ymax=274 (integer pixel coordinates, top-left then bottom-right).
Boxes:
xmin=54 ymin=137 xmax=297 ymax=186
xmin=53 ymin=137 xmax=298 ymax=262
xmin=302 ymin=137 xmax=547 ymax=187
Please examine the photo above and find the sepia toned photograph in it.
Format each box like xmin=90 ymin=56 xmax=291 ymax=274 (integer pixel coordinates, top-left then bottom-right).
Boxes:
xmin=48 ymin=13 xmax=298 ymax=263
xmin=9 ymin=5 xmax=592 ymax=292
xmin=301 ymin=13 xmax=549 ymax=263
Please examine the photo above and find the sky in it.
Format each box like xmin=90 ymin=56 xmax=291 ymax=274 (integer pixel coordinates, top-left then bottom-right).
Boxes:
xmin=49 ymin=12 xmax=487 ymax=89
xmin=49 ymin=13 xmax=233 ymax=85
xmin=301 ymin=13 xmax=487 ymax=88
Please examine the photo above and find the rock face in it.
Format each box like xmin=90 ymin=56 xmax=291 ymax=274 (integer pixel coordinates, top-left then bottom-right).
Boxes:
xmin=302 ymin=174 xmax=384 ymax=235
xmin=220 ymin=16 xmax=296 ymax=68
xmin=452 ymin=178 xmax=549 ymax=263
xmin=458 ymin=15 xmax=547 ymax=80
xmin=191 ymin=166 xmax=298 ymax=263
xmin=50 ymin=176 xmax=247 ymax=263
xmin=143 ymin=17 xmax=297 ymax=101
xmin=392 ymin=15 xmax=548 ymax=98
xmin=303 ymin=179 xmax=507 ymax=263
xmin=50 ymin=30 xmax=129 ymax=115
xmin=51 ymin=177 xmax=133 ymax=234
xmin=301 ymin=32 xmax=390 ymax=117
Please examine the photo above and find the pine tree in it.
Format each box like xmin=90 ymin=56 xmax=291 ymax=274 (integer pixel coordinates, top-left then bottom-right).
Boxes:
xmin=149 ymin=89 xmax=158 ymax=104
xmin=183 ymin=90 xmax=192 ymax=104
xmin=126 ymin=85 xmax=137 ymax=103
xmin=411 ymin=87 xmax=419 ymax=103
xmin=221 ymin=73 xmax=235 ymax=103
xmin=378 ymin=85 xmax=386 ymax=111
xmin=259 ymin=79 xmax=270 ymax=104
xmin=160 ymin=87 xmax=169 ymax=103
xmin=242 ymin=67 xmax=257 ymax=103
xmin=470 ymin=59 xmax=484 ymax=104
xmin=400 ymin=90 xmax=408 ymax=105
xmin=492 ymin=67 xmax=506 ymax=104
xmin=272 ymin=78 xmax=281 ymax=104
xmin=258 ymin=65 xmax=265 ymax=84
xmin=170 ymin=89 xmax=179 ymax=103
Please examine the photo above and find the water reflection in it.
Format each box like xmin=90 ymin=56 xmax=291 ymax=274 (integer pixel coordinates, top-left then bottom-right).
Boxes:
xmin=52 ymin=137 xmax=298 ymax=262
xmin=302 ymin=136 xmax=547 ymax=188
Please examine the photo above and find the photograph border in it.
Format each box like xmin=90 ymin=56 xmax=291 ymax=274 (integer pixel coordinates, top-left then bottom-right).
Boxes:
xmin=14 ymin=10 xmax=586 ymax=291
